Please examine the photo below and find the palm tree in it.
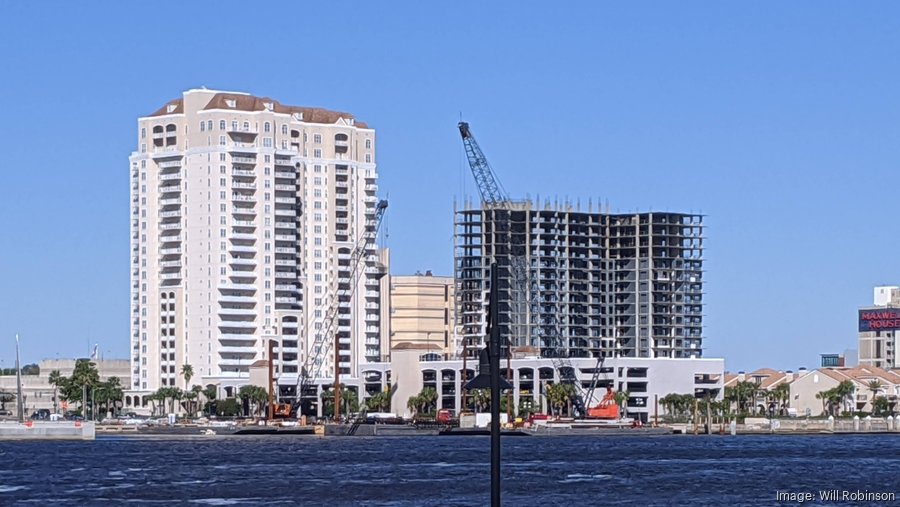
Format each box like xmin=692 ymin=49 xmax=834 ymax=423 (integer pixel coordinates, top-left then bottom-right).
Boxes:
xmin=48 ymin=369 xmax=63 ymax=414
xmin=815 ymin=390 xmax=830 ymax=416
xmin=418 ymin=387 xmax=438 ymax=416
xmin=203 ymin=385 xmax=217 ymax=416
xmin=100 ymin=377 xmax=123 ymax=418
xmin=772 ymin=383 xmax=791 ymax=416
xmin=339 ymin=388 xmax=359 ymax=416
xmin=614 ymin=390 xmax=630 ymax=417
xmin=407 ymin=394 xmax=421 ymax=418
xmin=470 ymin=389 xmax=490 ymax=412
xmin=867 ymin=380 xmax=883 ymax=411
xmin=181 ymin=364 xmax=194 ymax=389
xmin=835 ymin=381 xmax=855 ymax=414
xmin=67 ymin=359 xmax=100 ymax=414
xmin=545 ymin=383 xmax=567 ymax=417
xmin=190 ymin=385 xmax=203 ymax=417
xmin=366 ymin=391 xmax=390 ymax=412
xmin=732 ymin=381 xmax=757 ymax=414
xmin=183 ymin=390 xmax=197 ymax=417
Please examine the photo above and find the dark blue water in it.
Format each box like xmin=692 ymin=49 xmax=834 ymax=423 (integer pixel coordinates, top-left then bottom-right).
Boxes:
xmin=1 ymin=434 xmax=898 ymax=506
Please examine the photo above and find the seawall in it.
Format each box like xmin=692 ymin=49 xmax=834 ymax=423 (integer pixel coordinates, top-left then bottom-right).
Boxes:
xmin=0 ymin=421 xmax=95 ymax=440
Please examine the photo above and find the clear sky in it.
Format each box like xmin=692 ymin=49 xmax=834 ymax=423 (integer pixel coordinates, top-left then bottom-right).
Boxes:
xmin=1 ymin=2 xmax=898 ymax=371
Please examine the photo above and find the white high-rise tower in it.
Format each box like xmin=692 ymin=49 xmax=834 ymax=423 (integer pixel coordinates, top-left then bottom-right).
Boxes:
xmin=127 ymin=89 xmax=381 ymax=404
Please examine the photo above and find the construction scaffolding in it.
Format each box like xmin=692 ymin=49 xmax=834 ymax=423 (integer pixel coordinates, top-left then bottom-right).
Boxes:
xmin=454 ymin=199 xmax=704 ymax=361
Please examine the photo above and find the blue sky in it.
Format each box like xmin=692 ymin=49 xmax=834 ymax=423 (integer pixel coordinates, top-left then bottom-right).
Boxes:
xmin=1 ymin=2 xmax=898 ymax=371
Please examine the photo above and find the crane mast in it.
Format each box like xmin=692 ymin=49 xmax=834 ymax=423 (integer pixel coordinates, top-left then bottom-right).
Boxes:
xmin=297 ymin=199 xmax=388 ymax=420
xmin=458 ymin=121 xmax=596 ymax=418
xmin=458 ymin=122 xmax=533 ymax=352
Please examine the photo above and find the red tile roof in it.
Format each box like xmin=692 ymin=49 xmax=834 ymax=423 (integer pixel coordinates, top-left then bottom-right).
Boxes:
xmin=147 ymin=92 xmax=369 ymax=128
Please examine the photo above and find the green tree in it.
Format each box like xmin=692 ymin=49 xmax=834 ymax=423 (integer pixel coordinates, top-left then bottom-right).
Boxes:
xmin=867 ymin=380 xmax=883 ymax=409
xmin=190 ymin=385 xmax=203 ymax=417
xmin=321 ymin=388 xmax=358 ymax=418
xmin=545 ymin=383 xmax=575 ymax=417
xmin=216 ymin=398 xmax=242 ymax=417
xmin=771 ymin=383 xmax=791 ymax=416
xmin=470 ymin=389 xmax=490 ymax=412
xmin=0 ymin=392 xmax=14 ymax=412
xmin=183 ymin=390 xmax=197 ymax=418
xmin=406 ymin=394 xmax=421 ymax=418
xmin=48 ymin=369 xmax=64 ymax=414
xmin=366 ymin=391 xmax=390 ymax=412
xmin=614 ymin=390 xmax=630 ymax=415
xmin=62 ymin=360 xmax=100 ymax=414
xmin=835 ymin=381 xmax=856 ymax=414
xmin=239 ymin=385 xmax=269 ymax=417
xmin=872 ymin=396 xmax=891 ymax=416
xmin=203 ymin=385 xmax=218 ymax=416
xmin=417 ymin=387 xmax=438 ymax=416
xmin=181 ymin=364 xmax=194 ymax=388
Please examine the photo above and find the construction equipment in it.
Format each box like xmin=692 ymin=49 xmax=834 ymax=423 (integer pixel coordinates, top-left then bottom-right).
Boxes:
xmin=458 ymin=122 xmax=535 ymax=351
xmin=586 ymin=387 xmax=620 ymax=419
xmin=294 ymin=199 xmax=389 ymax=418
xmin=458 ymin=122 xmax=587 ymax=416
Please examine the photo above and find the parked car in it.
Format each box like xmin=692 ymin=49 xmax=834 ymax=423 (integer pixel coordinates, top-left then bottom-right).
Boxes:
xmin=30 ymin=409 xmax=51 ymax=420
xmin=64 ymin=411 xmax=84 ymax=421
xmin=0 ymin=409 xmax=12 ymax=417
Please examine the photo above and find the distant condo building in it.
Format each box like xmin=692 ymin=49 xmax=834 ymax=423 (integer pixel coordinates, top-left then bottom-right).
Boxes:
xmin=858 ymin=285 xmax=900 ymax=369
xmin=388 ymin=272 xmax=457 ymax=358
xmin=128 ymin=89 xmax=381 ymax=402
xmin=454 ymin=201 xmax=704 ymax=359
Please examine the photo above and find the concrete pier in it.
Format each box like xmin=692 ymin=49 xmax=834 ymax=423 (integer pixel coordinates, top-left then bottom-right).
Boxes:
xmin=0 ymin=421 xmax=95 ymax=440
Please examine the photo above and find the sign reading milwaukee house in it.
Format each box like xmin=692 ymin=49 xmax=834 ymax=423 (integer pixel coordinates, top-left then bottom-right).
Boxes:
xmin=859 ymin=308 xmax=900 ymax=332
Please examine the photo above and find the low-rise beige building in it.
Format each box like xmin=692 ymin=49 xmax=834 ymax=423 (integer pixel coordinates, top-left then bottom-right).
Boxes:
xmin=0 ymin=359 xmax=130 ymax=418
xmin=389 ymin=272 xmax=456 ymax=358
xmin=790 ymin=366 xmax=900 ymax=416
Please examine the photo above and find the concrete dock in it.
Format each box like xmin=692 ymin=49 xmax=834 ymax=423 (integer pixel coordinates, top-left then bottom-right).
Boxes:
xmin=0 ymin=421 xmax=95 ymax=440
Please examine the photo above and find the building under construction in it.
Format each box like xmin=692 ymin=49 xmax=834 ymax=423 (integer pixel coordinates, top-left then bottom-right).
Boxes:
xmin=454 ymin=199 xmax=704 ymax=360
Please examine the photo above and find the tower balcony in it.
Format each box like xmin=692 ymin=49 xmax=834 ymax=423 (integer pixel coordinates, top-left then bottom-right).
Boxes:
xmin=218 ymin=307 xmax=257 ymax=317
xmin=158 ymin=160 xmax=182 ymax=169
xmin=231 ymin=155 xmax=256 ymax=165
xmin=218 ymin=320 xmax=257 ymax=330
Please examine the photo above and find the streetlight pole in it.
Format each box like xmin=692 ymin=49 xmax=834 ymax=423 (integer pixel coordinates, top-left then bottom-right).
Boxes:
xmin=15 ymin=334 xmax=24 ymax=422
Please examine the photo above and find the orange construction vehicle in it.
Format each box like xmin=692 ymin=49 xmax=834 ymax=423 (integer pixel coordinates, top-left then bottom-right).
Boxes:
xmin=273 ymin=402 xmax=295 ymax=419
xmin=586 ymin=387 xmax=619 ymax=419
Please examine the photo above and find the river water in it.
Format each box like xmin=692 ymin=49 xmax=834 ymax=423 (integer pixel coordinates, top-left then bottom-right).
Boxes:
xmin=1 ymin=434 xmax=898 ymax=506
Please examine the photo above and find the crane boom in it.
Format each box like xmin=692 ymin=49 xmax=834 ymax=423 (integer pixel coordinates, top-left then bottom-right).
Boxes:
xmin=457 ymin=121 xmax=590 ymax=417
xmin=458 ymin=122 xmax=509 ymax=207
xmin=297 ymin=199 xmax=389 ymax=418
xmin=457 ymin=122 xmax=536 ymax=353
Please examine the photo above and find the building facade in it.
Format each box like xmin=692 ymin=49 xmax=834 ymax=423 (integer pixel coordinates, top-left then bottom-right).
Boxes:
xmin=0 ymin=359 xmax=130 ymax=418
xmin=359 ymin=348 xmax=723 ymax=424
xmin=859 ymin=286 xmax=900 ymax=369
xmin=128 ymin=89 xmax=381 ymax=400
xmin=389 ymin=272 xmax=456 ymax=358
xmin=454 ymin=201 xmax=704 ymax=360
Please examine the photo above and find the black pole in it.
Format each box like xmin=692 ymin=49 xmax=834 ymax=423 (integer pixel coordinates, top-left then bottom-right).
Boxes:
xmin=489 ymin=264 xmax=501 ymax=507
